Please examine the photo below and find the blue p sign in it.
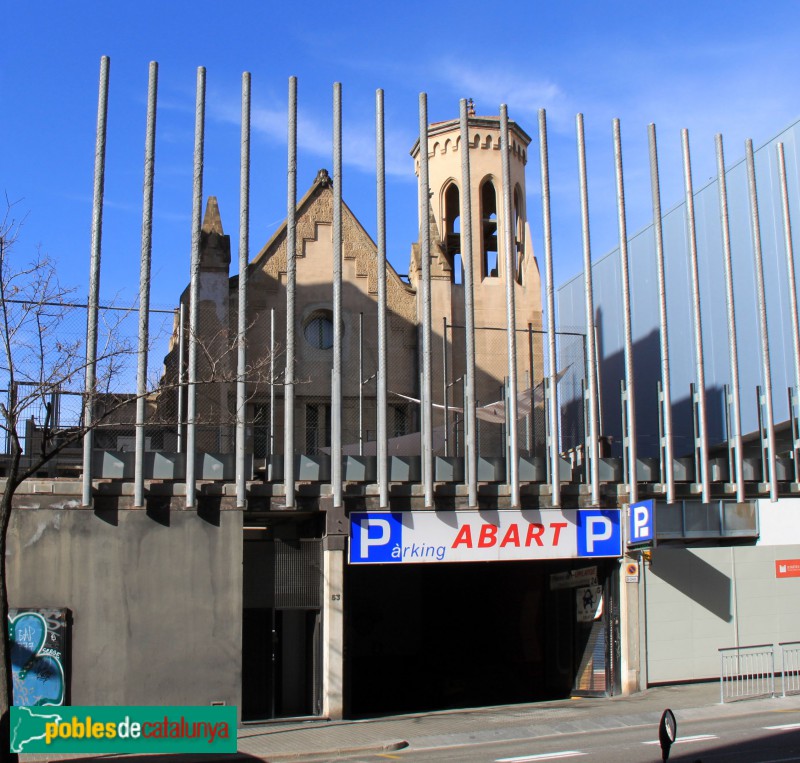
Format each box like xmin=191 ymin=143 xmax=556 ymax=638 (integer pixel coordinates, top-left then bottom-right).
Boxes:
xmin=577 ymin=510 xmax=622 ymax=557
xmin=629 ymin=499 xmax=655 ymax=545
xmin=350 ymin=512 xmax=402 ymax=563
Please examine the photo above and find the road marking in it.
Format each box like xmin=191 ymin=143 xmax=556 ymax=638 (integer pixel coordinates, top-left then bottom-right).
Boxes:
xmin=495 ymin=753 xmax=586 ymax=762
xmin=765 ymin=723 xmax=800 ymax=730
xmin=643 ymin=734 xmax=718 ymax=745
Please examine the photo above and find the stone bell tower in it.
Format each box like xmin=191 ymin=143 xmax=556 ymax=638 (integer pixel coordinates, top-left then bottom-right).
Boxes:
xmin=409 ymin=106 xmax=543 ymax=448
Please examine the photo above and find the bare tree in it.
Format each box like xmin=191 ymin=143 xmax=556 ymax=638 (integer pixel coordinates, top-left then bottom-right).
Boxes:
xmin=0 ymin=201 xmax=276 ymax=757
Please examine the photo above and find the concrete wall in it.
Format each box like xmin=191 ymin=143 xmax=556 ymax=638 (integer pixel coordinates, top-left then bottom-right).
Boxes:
xmin=645 ymin=499 xmax=800 ymax=683
xmin=7 ymin=506 xmax=243 ymax=708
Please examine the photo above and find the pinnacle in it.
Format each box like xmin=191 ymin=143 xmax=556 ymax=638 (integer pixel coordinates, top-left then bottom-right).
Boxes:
xmin=202 ymin=196 xmax=224 ymax=235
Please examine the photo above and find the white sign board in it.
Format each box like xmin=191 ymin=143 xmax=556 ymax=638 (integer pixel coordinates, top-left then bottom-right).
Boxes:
xmin=349 ymin=509 xmax=622 ymax=565
xmin=550 ymin=566 xmax=599 ymax=590
xmin=576 ymin=585 xmax=604 ymax=622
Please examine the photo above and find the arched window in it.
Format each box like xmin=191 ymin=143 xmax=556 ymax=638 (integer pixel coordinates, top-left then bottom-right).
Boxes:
xmin=480 ymin=179 xmax=498 ymax=278
xmin=444 ymin=183 xmax=462 ymax=284
xmin=514 ymin=185 xmax=524 ymax=285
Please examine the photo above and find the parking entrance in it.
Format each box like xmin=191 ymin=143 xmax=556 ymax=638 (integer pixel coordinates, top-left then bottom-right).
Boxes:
xmin=345 ymin=558 xmax=616 ymax=716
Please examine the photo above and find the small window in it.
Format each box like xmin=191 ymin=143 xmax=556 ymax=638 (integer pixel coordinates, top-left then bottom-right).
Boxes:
xmin=303 ymin=310 xmax=334 ymax=349
xmin=481 ymin=180 xmax=498 ymax=279
xmin=444 ymin=183 xmax=463 ymax=284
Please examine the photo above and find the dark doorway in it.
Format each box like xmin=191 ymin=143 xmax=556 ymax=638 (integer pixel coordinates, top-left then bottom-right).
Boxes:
xmin=242 ymin=535 xmax=322 ymax=720
xmin=345 ymin=559 xmax=614 ymax=717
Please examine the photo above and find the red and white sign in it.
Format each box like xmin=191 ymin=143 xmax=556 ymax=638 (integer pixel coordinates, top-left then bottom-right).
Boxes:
xmin=349 ymin=509 xmax=622 ymax=564
xmin=775 ymin=559 xmax=800 ymax=578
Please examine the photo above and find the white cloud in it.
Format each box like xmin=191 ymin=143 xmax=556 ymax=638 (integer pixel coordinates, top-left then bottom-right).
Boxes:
xmin=213 ymin=97 xmax=415 ymax=180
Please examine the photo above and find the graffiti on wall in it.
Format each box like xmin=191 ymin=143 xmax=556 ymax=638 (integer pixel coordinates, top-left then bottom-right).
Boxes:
xmin=9 ymin=608 xmax=68 ymax=706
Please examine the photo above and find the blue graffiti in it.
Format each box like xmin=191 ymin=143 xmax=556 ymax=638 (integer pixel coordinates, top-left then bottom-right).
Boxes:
xmin=9 ymin=612 xmax=65 ymax=707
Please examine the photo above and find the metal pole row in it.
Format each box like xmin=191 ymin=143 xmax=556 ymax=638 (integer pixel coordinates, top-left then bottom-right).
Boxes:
xmin=715 ymin=134 xmax=744 ymax=503
xmin=459 ymin=99 xmax=478 ymax=508
xmin=776 ymin=142 xmax=800 ymax=484
xmin=283 ymin=76 xmax=298 ymax=508
xmin=134 ymin=61 xmax=158 ymax=508
xmin=418 ymin=93 xmax=434 ymax=507
xmin=576 ymin=113 xmax=601 ymax=505
xmin=648 ymin=124 xmax=675 ymax=503
xmin=332 ymin=82 xmax=343 ymax=509
xmin=538 ymin=109 xmax=561 ymax=507
xmin=500 ymin=105 xmax=520 ymax=507
xmin=746 ymin=139 xmax=778 ymax=502
xmin=185 ymin=66 xmax=206 ymax=509
xmin=682 ymin=128 xmax=710 ymax=504
xmin=612 ymin=118 xmax=638 ymax=505
xmin=81 ymin=55 xmax=110 ymax=508
xmin=376 ymin=89 xmax=389 ymax=507
xmin=235 ymin=71 xmax=251 ymax=510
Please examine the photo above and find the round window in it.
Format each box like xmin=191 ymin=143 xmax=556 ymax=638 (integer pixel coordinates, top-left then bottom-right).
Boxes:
xmin=303 ymin=310 xmax=334 ymax=349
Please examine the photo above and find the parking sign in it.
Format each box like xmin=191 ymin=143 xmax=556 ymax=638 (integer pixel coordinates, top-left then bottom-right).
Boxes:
xmin=628 ymin=499 xmax=655 ymax=546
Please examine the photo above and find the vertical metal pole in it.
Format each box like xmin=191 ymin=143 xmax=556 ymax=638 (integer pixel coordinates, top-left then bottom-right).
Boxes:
xmin=716 ymin=134 xmax=745 ymax=503
xmin=525 ymin=369 xmax=532 ymax=455
xmin=359 ymin=312 xmax=364 ymax=457
xmin=442 ymin=316 xmax=449 ymax=458
xmin=613 ymin=118 xmax=638 ymax=505
xmin=418 ymin=93 xmax=434 ymax=507
xmin=235 ymin=71 xmax=251 ymax=509
xmin=332 ymin=82 xmax=343 ymax=507
xmin=500 ymin=105 xmax=520 ymax=507
xmin=777 ymin=142 xmax=800 ymax=482
xmin=459 ymin=99 xmax=478 ymax=507
xmin=268 ymin=307 xmax=276 ymax=482
xmin=746 ymin=138 xmax=778 ymax=501
xmin=81 ymin=55 xmax=110 ymax=508
xmin=539 ymin=109 xmax=561 ymax=507
xmin=682 ymin=128 xmax=710 ymax=503
xmin=283 ymin=76 xmax=297 ymax=508
xmin=185 ymin=66 xmax=205 ymax=509
xmin=134 ymin=61 xmax=158 ymax=508
xmin=576 ymin=113 xmax=601 ymax=505
xmin=376 ymin=89 xmax=389 ymax=507
xmin=177 ymin=303 xmax=185 ymax=453
xmin=648 ymin=124 xmax=674 ymax=503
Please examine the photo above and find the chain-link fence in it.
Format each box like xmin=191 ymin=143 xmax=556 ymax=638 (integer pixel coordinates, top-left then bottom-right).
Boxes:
xmin=444 ymin=323 xmax=587 ymax=459
xmin=1 ymin=299 xmax=176 ymax=470
xmin=1 ymin=294 xmax=586 ymax=481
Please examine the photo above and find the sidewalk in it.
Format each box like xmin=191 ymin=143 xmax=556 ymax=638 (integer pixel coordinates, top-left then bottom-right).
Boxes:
xmin=19 ymin=683 xmax=800 ymax=762
xmin=236 ymin=682 xmax=800 ymax=761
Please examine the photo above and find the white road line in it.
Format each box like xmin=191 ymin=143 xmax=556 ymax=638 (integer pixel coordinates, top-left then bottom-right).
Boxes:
xmin=643 ymin=734 xmax=718 ymax=745
xmin=765 ymin=722 xmax=800 ymax=730
xmin=495 ymin=752 xmax=587 ymax=762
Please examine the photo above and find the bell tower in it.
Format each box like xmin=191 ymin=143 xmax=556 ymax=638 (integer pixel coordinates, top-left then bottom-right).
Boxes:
xmin=409 ymin=107 xmax=543 ymax=454
xmin=410 ymin=106 xmax=541 ymax=326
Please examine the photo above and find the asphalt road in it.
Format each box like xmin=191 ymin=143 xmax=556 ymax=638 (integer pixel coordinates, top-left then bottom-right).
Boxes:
xmin=327 ymin=705 xmax=800 ymax=763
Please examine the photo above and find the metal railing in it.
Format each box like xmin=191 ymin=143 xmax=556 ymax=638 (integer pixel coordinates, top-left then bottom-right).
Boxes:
xmin=719 ymin=643 xmax=776 ymax=702
xmin=780 ymin=641 xmax=800 ymax=697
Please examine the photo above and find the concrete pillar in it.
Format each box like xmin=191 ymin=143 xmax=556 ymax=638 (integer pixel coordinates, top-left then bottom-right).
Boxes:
xmin=322 ymin=540 xmax=345 ymax=718
xmin=619 ymin=552 xmax=643 ymax=694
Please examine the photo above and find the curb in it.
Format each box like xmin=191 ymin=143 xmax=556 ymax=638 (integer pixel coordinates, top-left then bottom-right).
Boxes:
xmin=246 ymin=739 xmax=409 ymax=762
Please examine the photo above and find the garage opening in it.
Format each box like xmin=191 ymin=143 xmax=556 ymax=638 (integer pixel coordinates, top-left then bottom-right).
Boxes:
xmin=345 ymin=559 xmax=616 ymax=717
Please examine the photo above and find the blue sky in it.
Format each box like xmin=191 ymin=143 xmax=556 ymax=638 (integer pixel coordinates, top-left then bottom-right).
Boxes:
xmin=3 ymin=1 xmax=800 ymax=313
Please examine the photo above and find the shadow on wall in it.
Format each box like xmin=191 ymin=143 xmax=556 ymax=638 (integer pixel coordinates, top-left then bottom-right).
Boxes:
xmin=649 ymin=547 xmax=733 ymax=622
xmin=592 ymin=309 xmax=727 ymax=460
